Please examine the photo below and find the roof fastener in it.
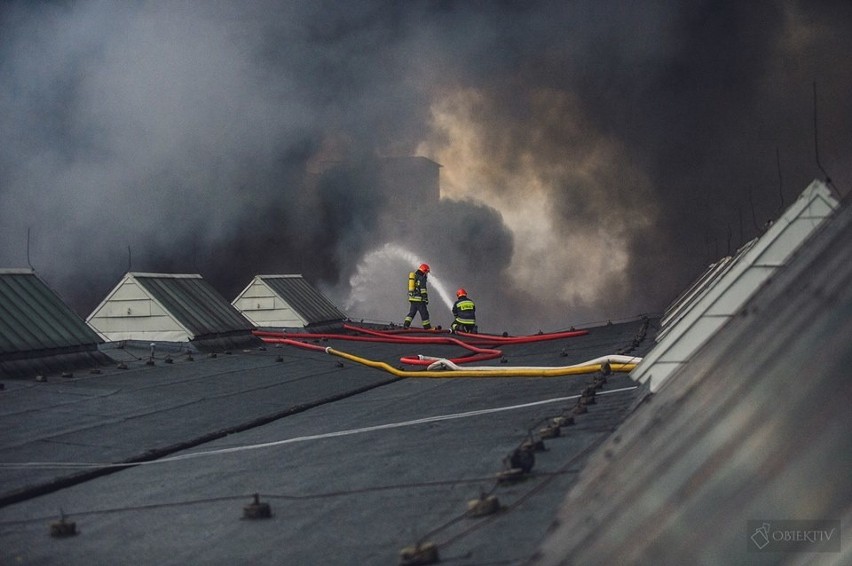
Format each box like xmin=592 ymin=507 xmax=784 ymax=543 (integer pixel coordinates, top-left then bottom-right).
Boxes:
xmin=539 ymin=424 xmax=561 ymax=439
xmin=508 ymin=447 xmax=535 ymax=473
xmin=552 ymin=415 xmax=574 ymax=427
xmin=242 ymin=493 xmax=272 ymax=520
xmin=521 ymin=437 xmax=546 ymax=452
xmin=399 ymin=541 xmax=439 ymax=566
xmin=466 ymin=494 xmax=501 ymax=517
xmin=49 ymin=510 xmax=77 ymax=538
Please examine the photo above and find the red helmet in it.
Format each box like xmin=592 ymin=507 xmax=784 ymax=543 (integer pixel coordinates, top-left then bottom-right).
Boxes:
xmin=418 ymin=263 xmax=430 ymax=274
xmin=456 ymin=288 xmax=467 ymax=298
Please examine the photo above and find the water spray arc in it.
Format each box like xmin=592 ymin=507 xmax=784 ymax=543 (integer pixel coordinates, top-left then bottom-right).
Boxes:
xmin=347 ymin=242 xmax=454 ymax=313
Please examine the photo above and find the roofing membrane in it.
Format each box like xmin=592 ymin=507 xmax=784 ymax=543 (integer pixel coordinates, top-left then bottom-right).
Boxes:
xmin=0 ymin=319 xmax=653 ymax=564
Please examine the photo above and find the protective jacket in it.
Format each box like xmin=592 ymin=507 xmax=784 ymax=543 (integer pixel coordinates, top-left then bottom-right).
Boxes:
xmin=408 ymin=269 xmax=429 ymax=303
xmin=452 ymin=295 xmax=476 ymax=331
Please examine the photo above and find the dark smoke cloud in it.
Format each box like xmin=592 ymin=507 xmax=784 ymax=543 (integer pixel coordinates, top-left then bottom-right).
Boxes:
xmin=1 ymin=1 xmax=850 ymax=334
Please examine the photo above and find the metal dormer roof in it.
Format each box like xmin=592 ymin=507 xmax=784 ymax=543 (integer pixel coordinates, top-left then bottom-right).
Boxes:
xmin=0 ymin=269 xmax=102 ymax=358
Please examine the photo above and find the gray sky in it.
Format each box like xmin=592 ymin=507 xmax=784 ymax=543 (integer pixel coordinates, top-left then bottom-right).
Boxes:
xmin=1 ymin=0 xmax=850 ymax=333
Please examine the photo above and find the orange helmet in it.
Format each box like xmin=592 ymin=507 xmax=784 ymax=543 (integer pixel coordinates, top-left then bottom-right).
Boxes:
xmin=418 ymin=263 xmax=430 ymax=274
xmin=456 ymin=288 xmax=467 ymax=298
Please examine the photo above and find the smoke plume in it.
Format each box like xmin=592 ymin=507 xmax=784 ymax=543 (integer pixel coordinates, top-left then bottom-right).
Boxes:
xmin=1 ymin=1 xmax=850 ymax=334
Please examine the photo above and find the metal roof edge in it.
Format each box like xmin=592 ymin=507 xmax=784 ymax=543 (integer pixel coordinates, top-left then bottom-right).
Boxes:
xmin=128 ymin=272 xmax=202 ymax=279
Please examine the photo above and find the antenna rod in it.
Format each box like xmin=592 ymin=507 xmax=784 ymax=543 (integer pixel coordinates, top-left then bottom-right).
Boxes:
xmin=776 ymin=147 xmax=784 ymax=211
xmin=813 ymin=81 xmax=831 ymax=184
xmin=26 ymin=227 xmax=34 ymax=271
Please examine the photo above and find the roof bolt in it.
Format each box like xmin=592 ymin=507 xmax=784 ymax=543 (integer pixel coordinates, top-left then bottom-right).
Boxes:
xmin=49 ymin=510 xmax=77 ymax=538
xmin=559 ymin=349 xmax=568 ymax=358
xmin=61 ymin=372 xmax=74 ymax=379
xmin=398 ymin=541 xmax=439 ymax=566
xmin=89 ymin=369 xmax=102 ymax=375
xmin=466 ymin=493 xmax=501 ymax=517
xmin=336 ymin=361 xmax=344 ymax=368
xmin=208 ymin=353 xmax=217 ymax=359
xmin=539 ymin=424 xmax=561 ymax=439
xmin=553 ymin=415 xmax=575 ymax=427
xmin=507 ymin=447 xmax=535 ymax=473
xmin=116 ymin=363 xmax=127 ymax=370
xmin=224 ymin=351 xmax=232 ymax=355
xmin=145 ymin=359 xmax=155 ymax=366
xmin=275 ymin=356 xmax=284 ymax=363
xmin=186 ymin=353 xmax=194 ymax=362
xmin=242 ymin=493 xmax=272 ymax=520
xmin=500 ymin=357 xmax=508 ymax=364
xmin=258 ymin=346 xmax=267 ymax=351
xmin=521 ymin=437 xmax=546 ymax=452
xmin=35 ymin=375 xmax=47 ymax=382
xmin=164 ymin=356 xmax=173 ymax=364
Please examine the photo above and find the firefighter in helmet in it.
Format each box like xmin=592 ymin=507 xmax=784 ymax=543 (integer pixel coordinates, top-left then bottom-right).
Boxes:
xmin=403 ymin=263 xmax=432 ymax=329
xmin=451 ymin=288 xmax=477 ymax=333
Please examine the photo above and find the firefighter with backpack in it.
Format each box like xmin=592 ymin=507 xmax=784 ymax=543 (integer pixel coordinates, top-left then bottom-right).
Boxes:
xmin=403 ymin=263 xmax=431 ymax=329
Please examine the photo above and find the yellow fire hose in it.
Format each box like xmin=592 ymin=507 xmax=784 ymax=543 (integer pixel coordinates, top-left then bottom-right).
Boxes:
xmin=326 ymin=347 xmax=637 ymax=378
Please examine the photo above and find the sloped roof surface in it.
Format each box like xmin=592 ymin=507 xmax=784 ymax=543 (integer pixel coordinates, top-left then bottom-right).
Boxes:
xmin=0 ymin=318 xmax=653 ymax=564
xmin=133 ymin=273 xmax=255 ymax=337
xmin=532 ymin=196 xmax=852 ymax=563
xmin=259 ymin=274 xmax=347 ymax=325
xmin=633 ymin=180 xmax=839 ymax=391
xmin=0 ymin=269 xmax=102 ymax=357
